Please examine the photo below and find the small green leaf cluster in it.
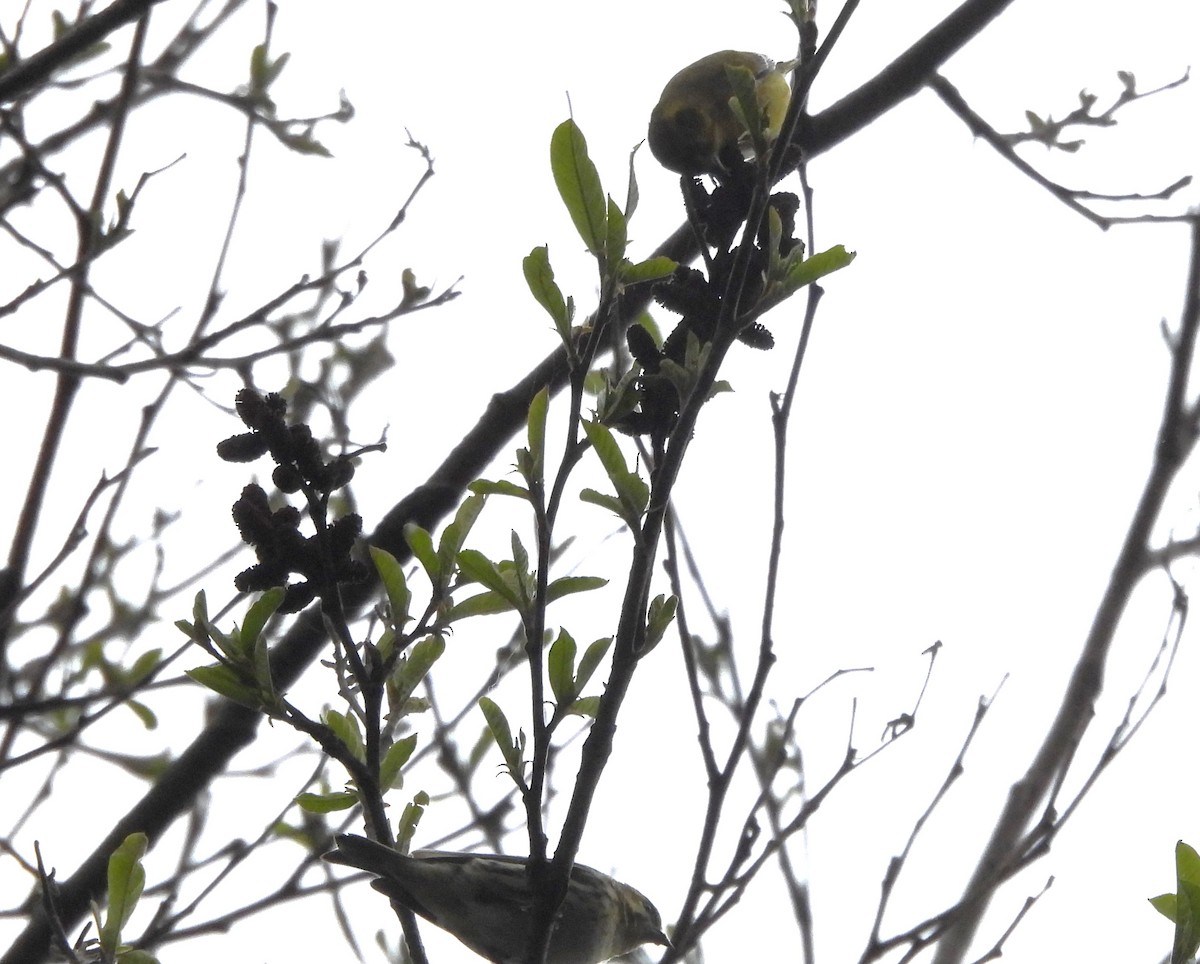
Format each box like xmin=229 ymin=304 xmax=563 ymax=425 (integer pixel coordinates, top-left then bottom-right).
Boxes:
xmin=86 ymin=832 xmax=160 ymax=964
xmin=526 ymin=121 xmax=676 ymax=368
xmin=1151 ymin=840 xmax=1200 ymax=964
xmin=180 ymin=589 xmax=285 ymax=712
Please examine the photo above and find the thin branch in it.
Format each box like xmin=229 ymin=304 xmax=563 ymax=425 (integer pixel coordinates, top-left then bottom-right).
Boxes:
xmin=931 ymin=216 xmax=1200 ymax=964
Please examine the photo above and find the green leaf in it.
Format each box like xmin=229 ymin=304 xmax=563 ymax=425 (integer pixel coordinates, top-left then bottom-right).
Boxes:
xmin=550 ymin=120 xmax=607 ymax=258
xmin=296 ymin=790 xmax=359 ymax=813
xmin=478 ymin=697 xmax=526 ymax=787
xmin=250 ymin=45 xmax=290 ymax=90
xmin=127 ymin=649 xmax=162 ymax=686
xmin=458 ymin=549 xmax=514 ymax=599
xmin=396 ymin=791 xmax=429 ymax=853
xmin=390 ymin=635 xmax=445 ymax=710
xmin=380 ymin=734 xmax=418 ymax=790
xmin=376 ymin=627 xmax=397 ymax=663
xmin=545 ymin=575 xmax=607 ymax=603
xmin=548 ymin=630 xmax=578 ymax=705
xmin=759 ymin=243 xmax=856 ymax=316
xmin=643 ymin=594 xmax=678 ymax=654
xmin=615 ymin=474 xmax=650 ymax=526
xmin=446 ymin=589 xmax=519 ymax=620
xmin=605 ymin=195 xmax=627 ymax=264
xmin=624 ymin=143 xmax=641 ymax=221
xmin=525 ymin=386 xmax=549 ymax=485
xmin=241 ymin=587 xmax=285 ymax=653
xmin=564 ymin=695 xmax=601 ymax=718
xmin=620 ymin=256 xmax=678 ymax=285
xmin=1174 ymin=841 xmax=1200 ymax=964
xmin=439 ymin=493 xmax=487 ymax=574
xmin=595 ymin=366 xmax=644 ymax=426
xmin=370 ymin=546 xmax=412 ymax=628
xmin=1152 ymin=893 xmax=1178 ymax=920
xmin=126 ymin=700 xmax=158 ymax=730
xmin=582 ymin=417 xmax=628 ymax=481
xmin=252 ymin=631 xmax=275 ymax=706
xmin=578 ymin=424 xmax=648 ymax=528
xmin=785 ymin=243 xmax=856 ymax=288
xmin=101 ymin=833 xmax=147 ymax=955
xmin=404 ymin=523 xmax=439 ymax=585
xmin=576 ymin=637 xmax=612 ymax=691
xmin=118 ymin=950 xmax=161 ymax=964
xmin=186 ymin=664 xmax=262 ymax=710
xmin=523 ymin=246 xmax=571 ymax=337
xmin=510 ymin=532 xmax=531 ymax=609
xmin=579 ymin=488 xmax=627 ymax=522
xmin=470 ymin=478 xmax=531 ymax=500
xmin=323 ymin=708 xmax=365 ymax=762
xmin=183 ymin=590 xmax=238 ymax=660
xmin=1150 ymin=841 xmax=1200 ymax=964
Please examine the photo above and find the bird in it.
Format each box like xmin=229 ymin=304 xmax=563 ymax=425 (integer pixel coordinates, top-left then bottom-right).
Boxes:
xmin=647 ymin=49 xmax=795 ymax=176
xmin=324 ymin=833 xmax=670 ymax=964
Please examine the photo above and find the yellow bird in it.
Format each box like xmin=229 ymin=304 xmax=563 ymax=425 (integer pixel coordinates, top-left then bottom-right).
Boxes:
xmin=648 ymin=50 xmax=795 ymax=176
xmin=325 ymin=834 xmax=669 ymax=964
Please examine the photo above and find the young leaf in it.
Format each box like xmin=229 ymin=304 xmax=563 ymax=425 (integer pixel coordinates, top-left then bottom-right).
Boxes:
xmin=396 ymin=790 xmax=429 ymax=853
xmin=510 ymin=532 xmax=533 ymax=611
xmin=580 ymin=421 xmax=649 ymax=529
xmin=390 ymin=634 xmax=446 ymax=709
xmin=438 ymin=493 xmax=487 ymax=573
xmin=760 ymin=243 xmax=856 ymax=316
xmin=404 ymin=523 xmax=440 ymax=585
xmin=625 ymin=142 xmax=641 ymax=221
xmin=323 ymin=708 xmax=365 ymax=763
xmin=296 ymin=791 xmax=359 ymax=813
xmin=101 ymin=832 xmax=148 ymax=956
xmin=1150 ymin=840 xmax=1200 ymax=964
xmin=479 ymin=697 xmax=526 ymax=787
xmin=550 ymin=119 xmax=607 ymax=259
xmin=252 ymin=632 xmax=276 ymax=707
xmin=457 ymin=549 xmax=520 ymax=607
xmin=525 ymin=386 xmax=549 ymax=485
xmin=523 ymin=245 xmax=571 ymax=337
xmin=446 ymin=589 xmax=521 ymax=621
xmin=606 ymin=195 xmax=627 ymax=264
xmin=470 ymin=478 xmax=531 ymax=500
xmin=240 ymin=587 xmax=285 ymax=654
xmin=580 ymin=489 xmax=629 ymax=525
xmin=186 ymin=664 xmax=262 ymax=710
xmin=380 ymin=734 xmax=418 ymax=790
xmin=370 ymin=546 xmax=412 ymax=628
xmin=545 ymin=575 xmax=608 ymax=603
xmin=643 ymin=594 xmax=679 ymax=654
xmin=576 ymin=637 xmax=612 ymax=692
xmin=548 ymin=630 xmax=579 ymax=705
xmin=620 ymin=256 xmax=678 ymax=286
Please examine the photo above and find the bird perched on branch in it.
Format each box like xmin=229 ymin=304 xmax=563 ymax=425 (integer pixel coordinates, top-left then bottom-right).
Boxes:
xmin=324 ymin=833 xmax=669 ymax=964
xmin=648 ymin=49 xmax=796 ymax=176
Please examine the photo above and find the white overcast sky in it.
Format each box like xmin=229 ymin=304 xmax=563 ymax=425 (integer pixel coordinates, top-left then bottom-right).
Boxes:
xmin=5 ymin=1 xmax=1200 ymax=962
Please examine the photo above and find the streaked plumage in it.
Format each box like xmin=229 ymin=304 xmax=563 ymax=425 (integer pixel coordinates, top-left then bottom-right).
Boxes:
xmin=325 ymin=833 xmax=669 ymax=964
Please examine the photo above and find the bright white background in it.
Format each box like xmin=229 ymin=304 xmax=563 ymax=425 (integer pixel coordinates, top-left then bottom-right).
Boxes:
xmin=3 ymin=0 xmax=1200 ymax=962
